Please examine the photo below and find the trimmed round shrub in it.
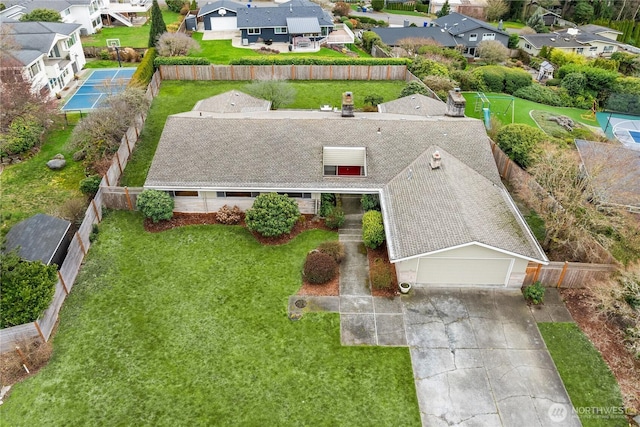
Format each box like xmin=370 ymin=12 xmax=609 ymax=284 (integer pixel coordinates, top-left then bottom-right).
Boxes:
xmin=245 ymin=192 xmax=300 ymax=237
xmin=303 ymin=251 xmax=338 ymax=284
xmin=0 ymin=251 xmax=57 ymax=328
xmin=79 ymin=174 xmax=102 ymax=196
xmin=216 ymin=205 xmax=242 ymax=225
xmin=318 ymin=241 xmax=345 ymax=264
xmin=496 ymin=124 xmax=546 ymax=168
xmin=362 ymin=210 xmax=385 ymax=249
xmin=325 ymin=206 xmax=345 ymax=229
xmin=136 ymin=189 xmax=174 ymax=223
xmin=370 ymin=258 xmax=393 ymax=290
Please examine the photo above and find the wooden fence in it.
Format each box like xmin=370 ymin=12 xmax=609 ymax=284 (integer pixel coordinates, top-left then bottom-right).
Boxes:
xmin=0 ymin=71 xmax=162 ymax=354
xmin=158 ymin=64 xmax=411 ymax=81
xmin=524 ymin=261 xmax=617 ymax=288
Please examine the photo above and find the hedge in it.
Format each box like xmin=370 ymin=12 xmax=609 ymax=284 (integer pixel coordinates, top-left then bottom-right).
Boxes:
xmin=130 ymin=47 xmax=156 ymax=88
xmin=557 ymin=64 xmax=618 ymax=94
xmin=154 ymin=56 xmax=210 ymax=66
xmin=230 ymin=56 xmax=409 ymax=66
xmin=472 ymin=65 xmax=532 ymax=94
xmin=362 ymin=210 xmax=385 ymax=249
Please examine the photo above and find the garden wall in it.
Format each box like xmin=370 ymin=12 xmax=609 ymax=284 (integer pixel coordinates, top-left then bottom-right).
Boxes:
xmin=0 ymin=71 xmax=162 ymax=354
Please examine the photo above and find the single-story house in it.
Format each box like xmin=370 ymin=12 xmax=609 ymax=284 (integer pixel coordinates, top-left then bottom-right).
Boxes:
xmin=144 ymin=91 xmax=547 ymax=288
xmin=4 ymin=214 xmax=72 ymax=267
xmin=519 ymin=26 xmax=622 ymax=57
xmin=371 ymin=27 xmax=459 ymax=51
xmin=577 ymin=24 xmax=623 ymax=42
xmin=575 ymin=139 xmax=640 ymax=212
xmin=431 ymin=12 xmax=510 ymax=57
xmin=197 ymin=0 xmax=244 ymax=32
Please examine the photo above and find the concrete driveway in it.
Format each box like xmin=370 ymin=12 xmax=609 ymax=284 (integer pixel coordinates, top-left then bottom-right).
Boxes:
xmin=403 ymin=288 xmax=581 ymax=427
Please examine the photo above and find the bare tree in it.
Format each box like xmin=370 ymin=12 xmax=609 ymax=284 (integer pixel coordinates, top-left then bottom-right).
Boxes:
xmin=477 ymin=40 xmax=509 ymax=64
xmin=245 ymin=80 xmax=295 ymax=110
xmin=485 ymin=0 xmax=509 ymax=22
xmin=156 ymin=32 xmax=200 ymax=57
xmin=396 ymin=37 xmax=440 ymax=57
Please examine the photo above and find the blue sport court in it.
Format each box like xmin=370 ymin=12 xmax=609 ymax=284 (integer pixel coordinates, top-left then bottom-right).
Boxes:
xmin=596 ymin=111 xmax=640 ymax=148
xmin=61 ymin=68 xmax=136 ymax=111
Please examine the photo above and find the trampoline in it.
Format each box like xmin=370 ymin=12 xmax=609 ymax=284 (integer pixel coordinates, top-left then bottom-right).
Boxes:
xmin=61 ymin=68 xmax=136 ymax=111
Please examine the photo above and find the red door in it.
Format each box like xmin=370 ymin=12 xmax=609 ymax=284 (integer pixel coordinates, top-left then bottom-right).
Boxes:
xmin=337 ymin=166 xmax=362 ymax=176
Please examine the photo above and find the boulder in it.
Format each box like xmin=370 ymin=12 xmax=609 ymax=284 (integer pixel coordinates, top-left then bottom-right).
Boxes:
xmin=53 ymin=153 xmax=65 ymax=160
xmin=548 ymin=115 xmax=574 ymax=132
xmin=47 ymin=159 xmax=66 ymax=170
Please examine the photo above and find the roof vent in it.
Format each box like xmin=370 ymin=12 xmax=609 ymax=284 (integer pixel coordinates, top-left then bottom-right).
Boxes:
xmin=430 ymin=151 xmax=442 ymax=169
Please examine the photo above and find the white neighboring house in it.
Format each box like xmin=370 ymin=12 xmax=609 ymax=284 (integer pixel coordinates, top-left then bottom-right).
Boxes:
xmin=3 ymin=20 xmax=87 ymax=98
xmin=0 ymin=0 xmax=105 ymax=35
xmin=519 ymin=24 xmax=624 ymax=58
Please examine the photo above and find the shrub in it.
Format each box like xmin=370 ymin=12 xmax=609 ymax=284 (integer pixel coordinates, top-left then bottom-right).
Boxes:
xmin=477 ymin=40 xmax=509 ymax=65
xmin=130 ymin=47 xmax=156 ymax=88
xmin=79 ymin=175 xmax=102 ymax=196
xmin=0 ymin=251 xmax=57 ymax=328
xmin=58 ymin=197 xmax=87 ymax=225
xmin=508 ymin=33 xmax=520 ymax=49
xmin=166 ymin=0 xmax=186 ymax=13
xmin=503 ymin=68 xmax=532 ymax=94
xmin=303 ymin=251 xmax=338 ymax=284
xmin=230 ymin=57 xmax=408 ymax=66
xmin=317 ymin=241 xmax=345 ymax=264
xmin=319 ymin=193 xmax=336 ymax=217
xmin=216 ymin=205 xmax=242 ymax=225
xmin=496 ymin=124 xmax=546 ymax=168
xmin=136 ymin=189 xmax=174 ymax=223
xmin=156 ymin=32 xmax=200 ymax=56
xmin=400 ymin=81 xmax=429 ymax=97
xmin=324 ymin=206 xmax=345 ymax=229
xmin=333 ymin=1 xmax=351 ymax=16
xmin=371 ymin=0 xmax=384 ymax=11
xmin=408 ymin=57 xmax=450 ymax=78
xmin=545 ymin=78 xmax=560 ymax=86
xmin=513 ymin=84 xmax=564 ymax=106
xmin=451 ymin=69 xmax=482 ymax=91
xmin=362 ymin=210 xmax=385 ymax=249
xmin=472 ymin=66 xmax=531 ymax=94
xmin=0 ymin=116 xmax=44 ymax=157
xmin=245 ymin=80 xmax=295 ymax=110
xmin=523 ymin=281 xmax=545 ymax=305
xmin=245 ymin=192 xmax=300 ymax=237
xmin=154 ymin=56 xmax=210 ymax=66
xmin=561 ymin=72 xmax=587 ymax=97
xmin=370 ymin=258 xmax=394 ymax=290
xmin=364 ymin=94 xmax=383 ymax=106
xmin=362 ymin=31 xmax=383 ymax=54
xmin=423 ymin=75 xmax=458 ymax=101
xmin=361 ymin=194 xmax=380 ymax=211
xmin=557 ymin=64 xmax=618 ymax=94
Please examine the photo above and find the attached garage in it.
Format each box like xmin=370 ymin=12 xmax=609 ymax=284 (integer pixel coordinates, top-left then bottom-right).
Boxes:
xmin=209 ymin=16 xmax=237 ymax=31
xmin=394 ymin=244 xmax=532 ymax=288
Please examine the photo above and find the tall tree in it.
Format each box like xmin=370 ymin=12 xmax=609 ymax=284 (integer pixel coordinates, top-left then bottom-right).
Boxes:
xmin=148 ymin=0 xmax=167 ymax=48
xmin=19 ymin=8 xmax=61 ymax=22
xmin=436 ymin=0 xmax=450 ymax=17
xmin=486 ymin=0 xmax=509 ymax=22
xmin=573 ymin=1 xmax=594 ymax=24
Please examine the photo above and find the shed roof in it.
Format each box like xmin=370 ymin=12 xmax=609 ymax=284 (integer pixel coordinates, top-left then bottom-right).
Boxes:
xmin=378 ymin=93 xmax=446 ymax=117
xmin=5 ymin=214 xmax=71 ymax=265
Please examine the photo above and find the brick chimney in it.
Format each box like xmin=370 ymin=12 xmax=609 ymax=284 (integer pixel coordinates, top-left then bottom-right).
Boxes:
xmin=445 ymin=89 xmax=466 ymax=117
xmin=341 ymin=92 xmax=354 ymax=117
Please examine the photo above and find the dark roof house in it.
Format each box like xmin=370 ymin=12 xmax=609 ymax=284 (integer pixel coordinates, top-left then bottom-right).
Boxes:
xmin=371 ymin=27 xmax=458 ymax=49
xmin=5 ymin=214 xmax=72 ymax=266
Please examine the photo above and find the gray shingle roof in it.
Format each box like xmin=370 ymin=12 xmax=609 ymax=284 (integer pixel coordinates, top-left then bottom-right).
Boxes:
xmin=145 ymin=106 xmax=546 ymax=263
xmin=1 ymin=0 xmax=74 ymax=13
xmin=4 ymin=21 xmax=80 ymax=63
xmin=371 ymin=27 xmax=458 ymax=48
xmin=5 ymin=214 xmax=71 ymax=265
xmin=575 ymin=139 xmax=640 ymax=208
xmin=236 ymin=5 xmax=332 ymax=29
xmin=197 ymin=0 xmax=244 ymax=17
xmin=432 ymin=12 xmax=508 ymax=36
xmin=378 ymin=94 xmax=446 ymax=117
xmin=519 ymin=33 xmax=584 ymax=49
xmin=193 ymin=90 xmax=271 ymax=113
xmin=578 ymin=24 xmax=622 ymax=35
xmin=381 ymin=147 xmax=544 ymax=261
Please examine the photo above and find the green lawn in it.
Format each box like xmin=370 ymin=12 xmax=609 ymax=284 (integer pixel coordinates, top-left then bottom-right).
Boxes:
xmin=121 ymin=80 xmax=407 ymax=186
xmin=0 ymin=211 xmax=420 ymax=425
xmin=462 ymin=92 xmax=599 ymax=128
xmin=0 ymin=127 xmax=85 ymax=239
xmin=538 ymin=323 xmax=627 ymax=427
xmin=488 ymin=20 xmax=526 ymax=29
xmin=383 ymin=9 xmax=428 ymax=17
xmin=81 ymin=10 xmax=181 ymax=48
xmin=191 ymin=35 xmax=351 ymax=64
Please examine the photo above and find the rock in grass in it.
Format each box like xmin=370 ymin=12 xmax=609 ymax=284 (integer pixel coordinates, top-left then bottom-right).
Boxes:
xmin=47 ymin=159 xmax=66 ymax=170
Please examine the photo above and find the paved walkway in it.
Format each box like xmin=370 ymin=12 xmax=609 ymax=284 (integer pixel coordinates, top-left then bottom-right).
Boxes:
xmin=404 ymin=288 xmax=580 ymax=427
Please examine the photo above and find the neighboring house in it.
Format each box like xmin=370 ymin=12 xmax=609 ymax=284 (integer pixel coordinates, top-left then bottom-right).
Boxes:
xmin=529 ymin=6 xmax=565 ymax=27
xmin=4 ymin=214 xmax=72 ymax=267
xmin=0 ymin=0 xmax=105 ymax=35
xmin=575 ymin=139 xmax=640 ymax=212
xmin=371 ymin=27 xmax=459 ymax=51
xmin=143 ymin=91 xmax=548 ymax=288
xmin=197 ymin=0 xmax=243 ymax=32
xmin=519 ymin=25 xmax=622 ymax=57
xmin=2 ymin=19 xmax=87 ymax=97
xmin=429 ymin=0 xmax=462 ymax=16
xmin=431 ymin=12 xmax=509 ymax=57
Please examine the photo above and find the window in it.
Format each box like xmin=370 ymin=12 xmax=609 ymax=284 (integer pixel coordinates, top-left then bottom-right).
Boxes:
xmin=323 ymin=165 xmax=337 ymax=176
xmin=576 ymin=48 xmax=584 ymax=54
xmin=61 ymin=8 xmax=70 ymax=17
xmin=603 ymin=45 xmax=614 ymax=53
xmin=29 ymin=62 xmax=41 ymax=78
xmin=524 ymin=43 xmax=531 ymax=49
xmin=589 ymin=46 xmax=598 ymax=52
xmin=274 ymin=27 xmax=287 ymax=34
xmin=93 ymin=18 xmax=101 ymax=28
xmin=482 ymin=33 xmax=495 ymax=41
xmin=277 ymin=192 xmax=311 ymax=198
xmin=248 ymin=28 xmax=261 ymax=35
xmin=468 ymin=33 xmax=477 ymax=41
xmin=216 ymin=191 xmax=259 ymax=197
xmin=167 ymin=191 xmax=199 ymax=197
xmin=463 ymin=47 xmax=476 ymax=56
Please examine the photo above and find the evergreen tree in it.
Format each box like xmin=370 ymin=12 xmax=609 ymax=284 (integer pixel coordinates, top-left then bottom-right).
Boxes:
xmin=148 ymin=0 xmax=167 ymax=48
xmin=436 ymin=0 xmax=450 ymax=18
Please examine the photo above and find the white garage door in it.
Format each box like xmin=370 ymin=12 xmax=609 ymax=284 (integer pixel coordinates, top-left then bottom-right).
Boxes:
xmin=415 ymin=258 xmax=513 ymax=286
xmin=210 ymin=16 xmax=237 ymax=31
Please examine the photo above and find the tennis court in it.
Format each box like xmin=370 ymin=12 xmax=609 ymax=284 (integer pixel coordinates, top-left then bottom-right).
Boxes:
xmin=61 ymin=68 xmax=136 ymax=111
xmin=597 ymin=111 xmax=640 ymax=149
